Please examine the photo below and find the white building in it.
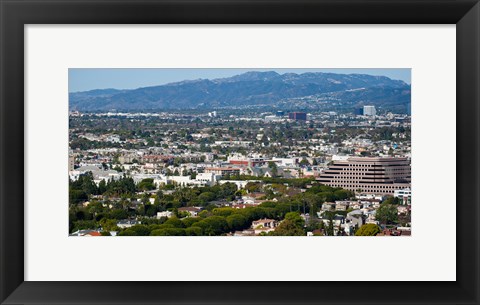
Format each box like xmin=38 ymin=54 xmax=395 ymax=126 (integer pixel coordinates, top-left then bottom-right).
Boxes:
xmin=271 ymin=157 xmax=298 ymax=167
xmin=106 ymin=135 xmax=121 ymax=143
xmin=69 ymin=166 xmax=121 ymax=185
xmin=117 ymin=219 xmax=140 ymax=228
xmin=331 ymin=155 xmax=351 ymax=161
xmin=394 ymin=188 xmax=412 ymax=205
xmin=264 ymin=115 xmax=280 ymax=122
xmin=132 ymin=173 xmax=161 ymax=183
xmin=153 ymin=173 xmax=216 ymax=188
xmin=219 ymin=179 xmax=259 ymax=189
xmin=157 ymin=211 xmax=173 ymax=219
xmin=195 ymin=172 xmax=217 ymax=186
xmin=363 ymin=105 xmax=377 ymax=116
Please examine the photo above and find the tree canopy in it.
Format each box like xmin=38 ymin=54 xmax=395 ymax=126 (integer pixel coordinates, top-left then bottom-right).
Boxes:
xmin=375 ymin=204 xmax=398 ymax=225
xmin=355 ymin=224 xmax=381 ymax=236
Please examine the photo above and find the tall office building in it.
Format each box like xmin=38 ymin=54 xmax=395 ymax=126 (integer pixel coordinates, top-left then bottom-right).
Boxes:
xmin=406 ymin=103 xmax=411 ymax=116
xmin=363 ymin=105 xmax=376 ymax=116
xmin=288 ymin=112 xmax=307 ymax=121
xmin=354 ymin=108 xmax=363 ymax=116
xmin=317 ymin=157 xmax=411 ymax=195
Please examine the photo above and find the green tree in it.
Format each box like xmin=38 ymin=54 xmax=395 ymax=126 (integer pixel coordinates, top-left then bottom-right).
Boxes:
xmin=212 ymin=207 xmax=235 ymax=217
xmin=98 ymin=179 xmax=107 ymax=194
xmin=375 ymin=204 xmax=398 ymax=225
xmin=182 ymin=217 xmax=201 ymax=227
xmin=109 ymin=209 xmax=128 ymax=220
xmin=383 ymin=196 xmax=400 ymax=205
xmin=150 ymin=228 xmax=186 ymax=236
xmin=163 ymin=217 xmax=185 ymax=228
xmin=245 ymin=182 xmax=262 ymax=193
xmin=185 ymin=226 xmax=203 ymax=236
xmin=118 ymin=229 xmax=137 ymax=236
xmin=192 ymin=216 xmax=228 ymax=236
xmin=198 ymin=192 xmax=216 ymax=204
xmin=226 ymin=214 xmax=247 ymax=231
xmin=125 ymin=225 xmax=151 ymax=236
xmin=299 ymin=158 xmax=310 ymax=167
xmin=267 ymin=161 xmax=278 ymax=177
xmin=137 ymin=178 xmax=156 ymax=191
xmin=99 ymin=218 xmax=119 ymax=232
xmin=274 ymin=212 xmax=305 ymax=236
xmin=355 ymin=224 xmax=381 ymax=236
xmin=274 ymin=219 xmax=305 ymax=236
xmin=72 ymin=220 xmax=97 ymax=232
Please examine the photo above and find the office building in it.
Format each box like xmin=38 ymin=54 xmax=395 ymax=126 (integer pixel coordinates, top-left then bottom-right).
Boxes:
xmin=317 ymin=157 xmax=411 ymax=195
xmin=363 ymin=105 xmax=376 ymax=116
xmin=288 ymin=112 xmax=307 ymax=121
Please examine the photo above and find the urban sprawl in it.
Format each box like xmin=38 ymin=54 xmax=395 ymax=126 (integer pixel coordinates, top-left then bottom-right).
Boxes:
xmin=69 ymin=105 xmax=411 ymax=237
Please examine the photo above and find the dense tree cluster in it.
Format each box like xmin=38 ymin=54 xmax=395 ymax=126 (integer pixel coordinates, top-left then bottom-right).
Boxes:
xmin=68 ymin=171 xmax=409 ymax=237
xmin=117 ymin=207 xmax=307 ymax=236
xmin=69 ymin=173 xmax=137 ymax=204
xmin=69 ymin=172 xmax=359 ymax=236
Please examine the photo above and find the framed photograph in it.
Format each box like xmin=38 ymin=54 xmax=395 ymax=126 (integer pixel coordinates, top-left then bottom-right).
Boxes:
xmin=1 ymin=0 xmax=479 ymax=304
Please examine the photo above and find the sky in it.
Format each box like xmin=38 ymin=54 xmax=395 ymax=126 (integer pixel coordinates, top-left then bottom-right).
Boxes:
xmin=69 ymin=68 xmax=411 ymax=93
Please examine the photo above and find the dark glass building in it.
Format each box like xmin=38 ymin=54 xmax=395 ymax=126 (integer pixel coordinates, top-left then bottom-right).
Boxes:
xmin=288 ymin=112 xmax=307 ymax=120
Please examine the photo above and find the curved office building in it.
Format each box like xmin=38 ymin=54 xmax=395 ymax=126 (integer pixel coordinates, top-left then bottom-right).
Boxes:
xmin=317 ymin=157 xmax=411 ymax=195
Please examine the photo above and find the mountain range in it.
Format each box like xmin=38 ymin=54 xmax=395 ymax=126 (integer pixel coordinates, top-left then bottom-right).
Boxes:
xmin=69 ymin=71 xmax=411 ymax=113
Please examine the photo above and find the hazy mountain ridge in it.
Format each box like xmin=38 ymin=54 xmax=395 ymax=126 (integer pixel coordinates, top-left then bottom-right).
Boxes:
xmin=69 ymin=71 xmax=410 ymax=112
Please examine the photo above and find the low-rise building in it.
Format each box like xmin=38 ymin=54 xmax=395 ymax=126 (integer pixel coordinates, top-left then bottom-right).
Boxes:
xmin=252 ymin=218 xmax=278 ymax=229
xmin=178 ymin=207 xmax=203 ymax=217
xmin=251 ymin=218 xmax=279 ymax=235
xmin=394 ymin=188 xmax=412 ymax=205
xmin=204 ymin=167 xmax=240 ymax=177
xmin=157 ymin=211 xmax=173 ymax=219
xmin=117 ymin=219 xmax=140 ymax=228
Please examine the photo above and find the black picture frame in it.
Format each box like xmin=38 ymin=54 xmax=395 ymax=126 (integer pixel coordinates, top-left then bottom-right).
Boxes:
xmin=1 ymin=0 xmax=479 ymax=304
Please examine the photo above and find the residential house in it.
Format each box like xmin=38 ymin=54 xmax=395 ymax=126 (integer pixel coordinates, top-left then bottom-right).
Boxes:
xmin=157 ymin=211 xmax=173 ymax=219
xmin=117 ymin=219 xmax=140 ymax=228
xmin=251 ymin=218 xmax=279 ymax=235
xmin=178 ymin=207 xmax=203 ymax=217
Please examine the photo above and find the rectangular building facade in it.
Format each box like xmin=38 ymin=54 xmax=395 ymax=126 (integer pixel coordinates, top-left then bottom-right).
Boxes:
xmin=363 ymin=105 xmax=376 ymax=116
xmin=204 ymin=167 xmax=241 ymax=176
xmin=288 ymin=112 xmax=307 ymax=121
xmin=317 ymin=157 xmax=411 ymax=195
xmin=68 ymin=155 xmax=75 ymax=171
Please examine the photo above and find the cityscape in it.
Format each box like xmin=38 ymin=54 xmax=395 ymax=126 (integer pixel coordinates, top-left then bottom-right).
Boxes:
xmin=69 ymin=69 xmax=411 ymax=237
